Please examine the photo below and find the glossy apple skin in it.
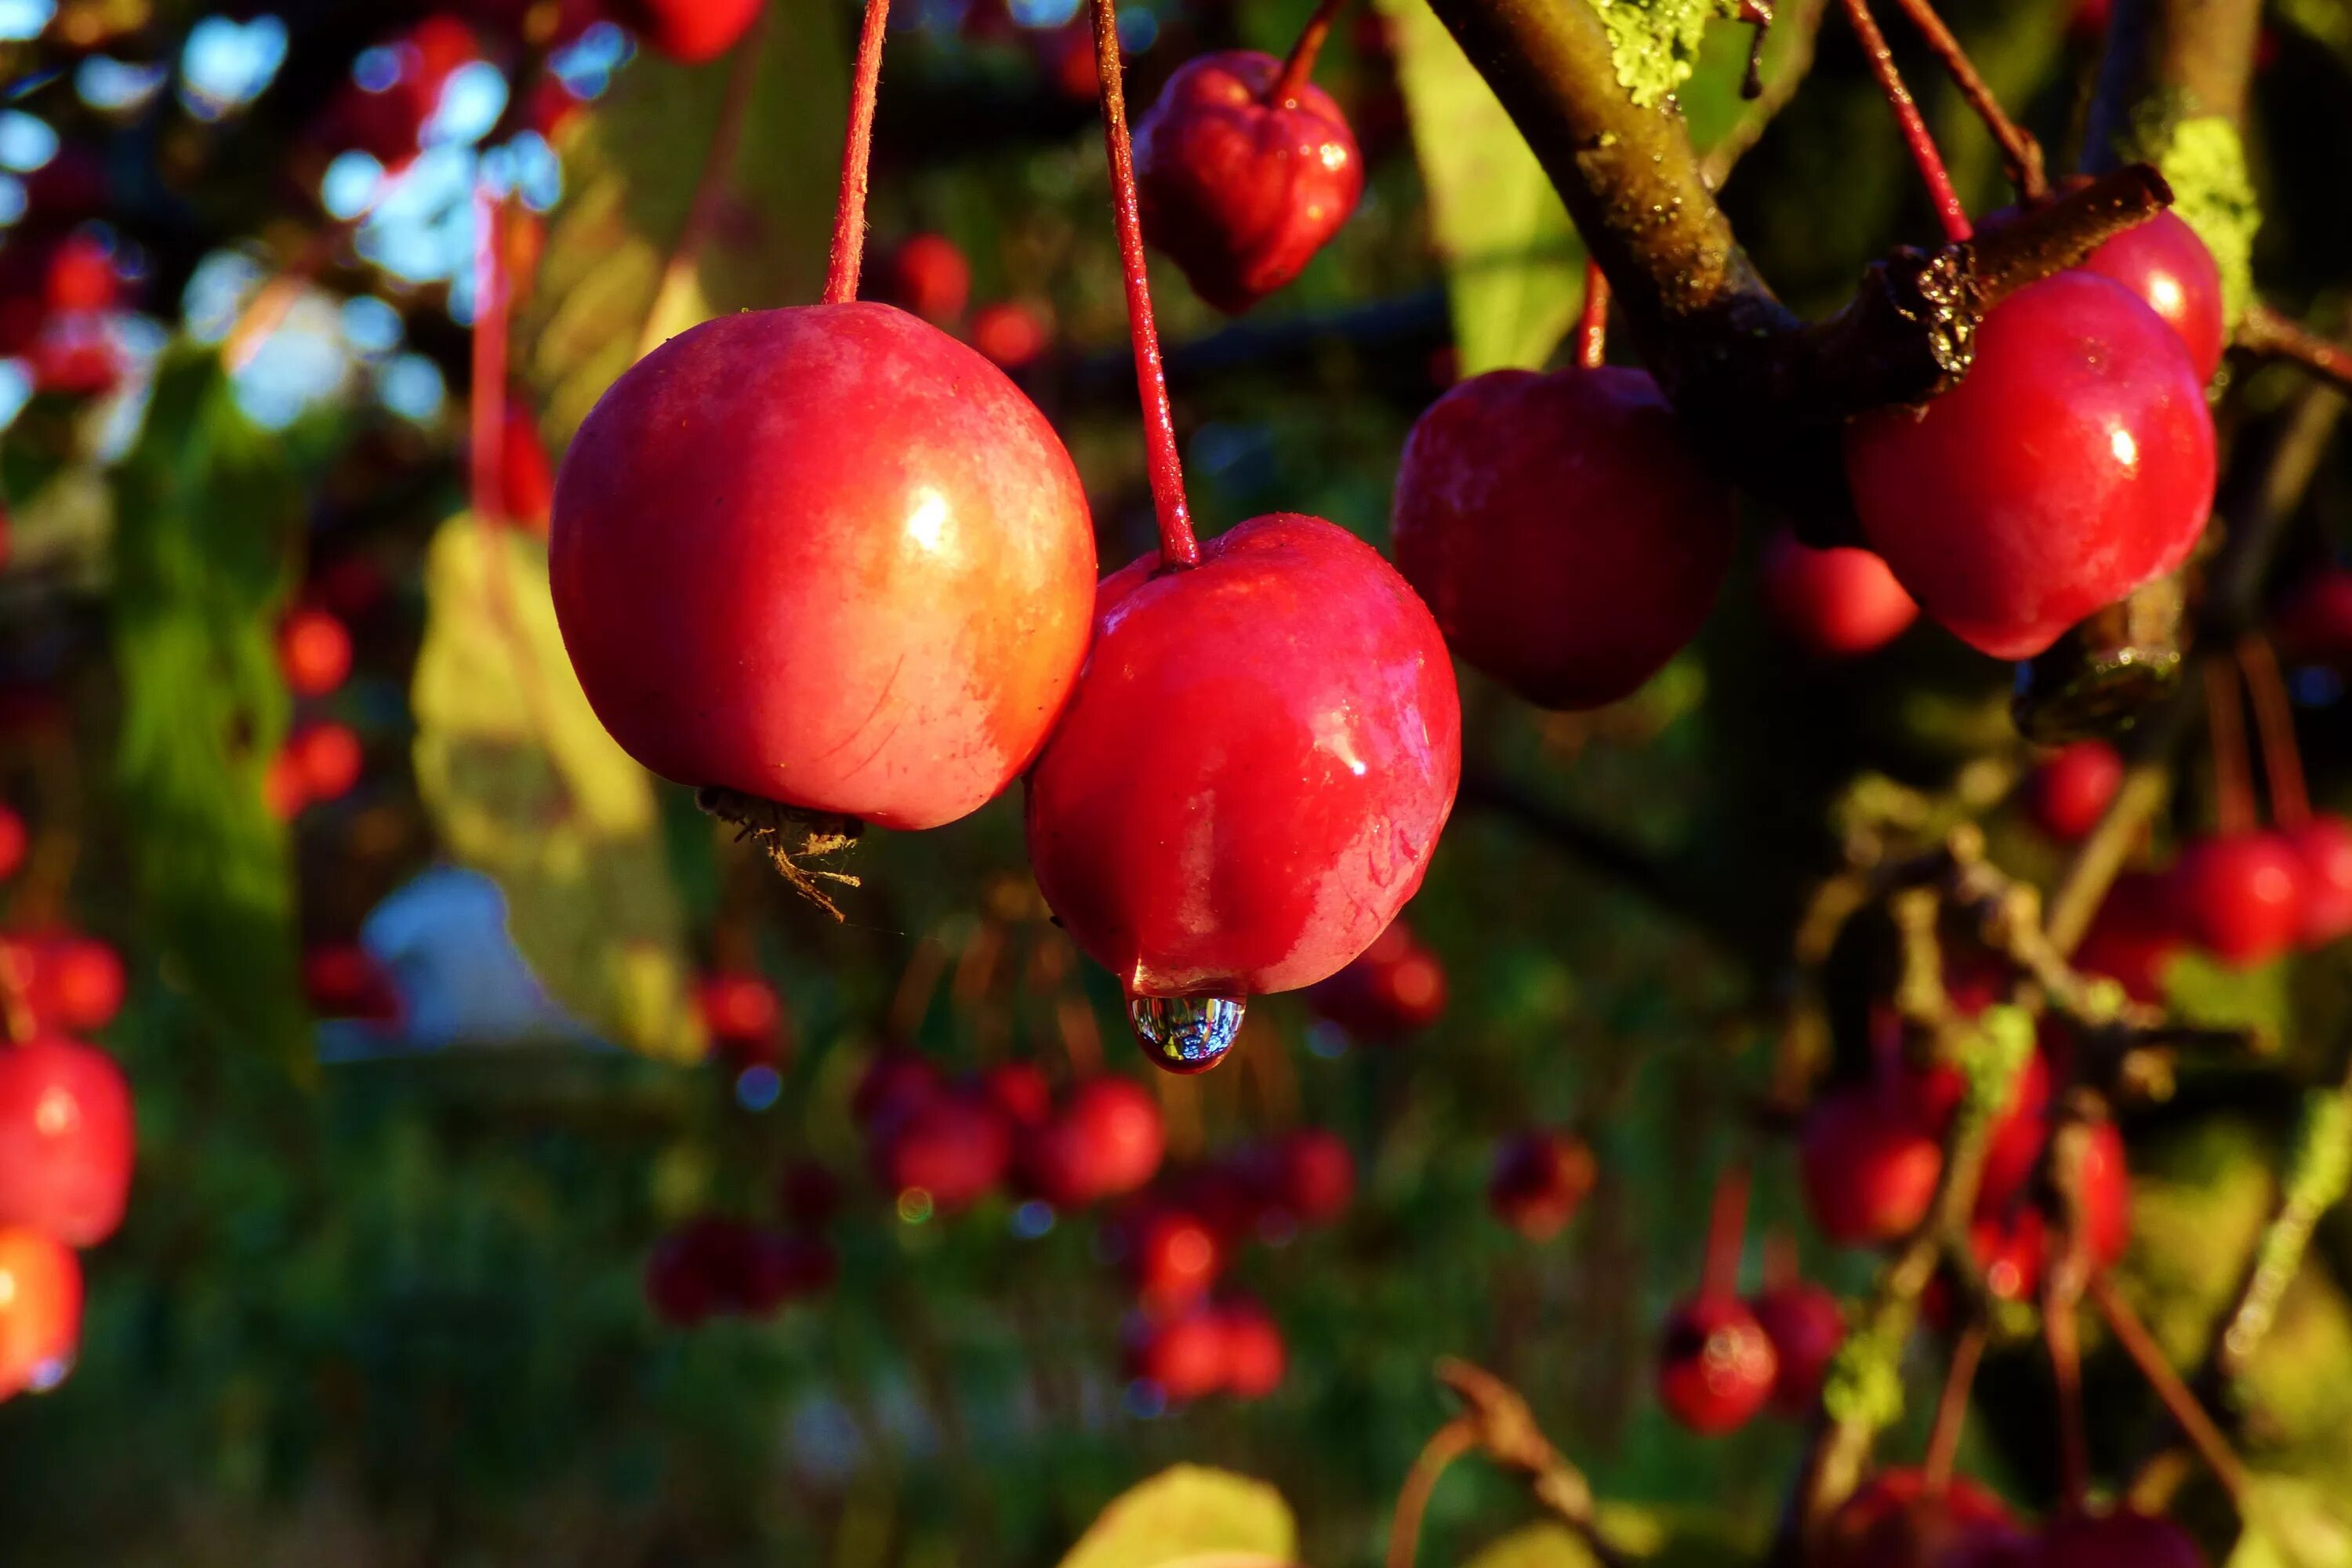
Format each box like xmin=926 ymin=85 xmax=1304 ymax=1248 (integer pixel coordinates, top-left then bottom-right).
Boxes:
xmin=0 ymin=1225 xmax=79 ymax=1399
xmin=1025 ymin=514 xmax=1459 ymax=999
xmin=1657 ymin=1294 xmax=1777 ymax=1435
xmin=1393 ymin=366 xmax=1737 ymax=710
xmin=607 ymin=0 xmax=764 ymax=62
xmin=1759 ymin=529 xmax=1918 ymax=657
xmin=1846 ymin=274 xmax=2216 ymax=660
xmin=1134 ymin=52 xmax=1363 ymax=314
xmin=2026 ymin=740 xmax=2124 ymax=841
xmin=553 ymin=303 xmax=1096 ymax=831
xmin=2169 ymin=831 xmax=2306 ymax=967
xmin=2078 ymin=211 xmax=2227 ymax=384
xmin=2288 ymin=815 xmax=2352 ymax=946
xmin=0 ymin=1037 xmax=133 ymax=1247
xmin=1748 ymin=1281 xmax=1845 ymax=1416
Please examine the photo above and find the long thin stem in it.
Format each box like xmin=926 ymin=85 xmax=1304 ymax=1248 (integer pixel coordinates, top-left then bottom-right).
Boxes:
xmin=2205 ymin=657 xmax=2256 ymax=836
xmin=1700 ymin=1160 xmax=1750 ymax=1299
xmin=2240 ymin=636 xmax=2310 ymax=827
xmin=0 ymin=942 xmax=33 ymax=1044
xmin=1385 ymin=1417 xmax=1474 ymax=1568
xmin=1922 ymin=1322 xmax=1986 ymax=1493
xmin=1574 ymin=257 xmax=1610 ymax=370
xmin=1270 ymin=0 xmax=1348 ymax=105
xmin=469 ymin=187 xmax=510 ymax=525
xmin=2089 ymin=1273 xmax=2251 ymax=1504
xmin=822 ymin=0 xmax=892 ymax=306
xmin=1089 ymin=0 xmax=1199 ymax=568
xmin=2238 ymin=303 xmax=2352 ymax=393
xmin=1883 ymin=0 xmax=2046 ymax=198
xmin=2044 ymin=1287 xmax=2091 ymax=1514
xmin=1840 ymin=0 xmax=1972 ymax=243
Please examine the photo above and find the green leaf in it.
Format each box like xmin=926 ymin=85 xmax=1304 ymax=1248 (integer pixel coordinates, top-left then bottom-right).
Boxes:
xmin=1464 ymin=1522 xmax=1602 ymax=1568
xmin=1058 ymin=1465 xmax=1298 ymax=1568
xmin=2161 ymin=949 xmax=2292 ymax=1047
xmin=517 ymin=0 xmax=849 ymax=448
xmin=110 ymin=350 xmax=307 ymax=1066
xmin=1374 ymin=0 xmax=1585 ymax=375
xmin=2230 ymin=1475 xmax=2352 ymax=1568
xmin=409 ymin=514 xmax=705 ymax=1062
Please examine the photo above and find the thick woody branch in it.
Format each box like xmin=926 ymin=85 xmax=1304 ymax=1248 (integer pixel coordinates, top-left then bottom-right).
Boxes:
xmin=2083 ymin=0 xmax=2262 ymax=165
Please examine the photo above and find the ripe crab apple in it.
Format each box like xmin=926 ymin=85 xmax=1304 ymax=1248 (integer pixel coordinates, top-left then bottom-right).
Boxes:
xmin=1487 ymin=1131 xmax=1597 ymax=1241
xmin=1657 ymin=1294 xmax=1777 ymax=1435
xmin=21 ymin=936 xmax=127 ymax=1035
xmin=1392 ymin=365 xmax=1738 ymax=710
xmin=1758 ymin=528 xmax=1918 ymax=658
xmin=2025 ymin=740 xmax=2123 ymax=841
xmin=1818 ymin=1468 xmax=2024 ymax=1568
xmin=1800 ymin=1084 xmax=1943 ymax=1247
xmin=2075 ymin=210 xmax=2227 ymax=384
xmin=278 ymin=606 xmax=353 ymax=699
xmin=0 ymin=1225 xmax=79 ymax=1399
xmin=1748 ymin=1280 xmax=1845 ymax=1416
xmin=606 ymin=0 xmax=766 ymax=62
xmin=880 ymin=234 xmax=971 ymax=325
xmin=1124 ymin=1305 xmax=1229 ymax=1403
xmin=2032 ymin=1508 xmax=2206 ymax=1568
xmin=2285 ymin=815 xmax=2352 ymax=946
xmin=869 ymin=1090 xmax=1011 ymax=1214
xmin=2169 ymin=831 xmax=2305 ymax=967
xmin=1024 ymin=514 xmax=1460 ymax=1071
xmin=1971 ymin=1120 xmax=2132 ymax=1303
xmin=1019 ymin=1075 xmax=1166 ymax=1206
xmin=0 ymin=807 xmax=24 ymax=880
xmin=1123 ymin=1207 xmax=1225 ymax=1308
xmin=553 ymin=304 xmax=1096 ymax=833
xmin=1845 ymin=272 xmax=2216 ymax=660
xmin=0 ymin=1037 xmax=134 ymax=1247
xmin=1133 ymin=52 xmax=1363 ymax=314
xmin=695 ymin=971 xmax=787 ymax=1064
xmin=1219 ymin=1297 xmax=1287 ymax=1399
xmin=1243 ymin=1127 xmax=1355 ymax=1227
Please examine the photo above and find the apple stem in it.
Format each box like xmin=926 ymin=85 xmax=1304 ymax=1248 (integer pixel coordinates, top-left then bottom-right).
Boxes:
xmin=1574 ymin=257 xmax=1610 ymax=370
xmin=2088 ymin=1272 xmax=2253 ymax=1505
xmin=1839 ymin=0 xmax=1972 ymax=244
xmin=822 ymin=0 xmax=893 ymax=307
xmin=2043 ymin=1286 xmax=2091 ymax=1514
xmin=1698 ymin=1160 xmax=1749 ymax=1299
xmin=1270 ymin=0 xmax=1348 ymax=107
xmin=1883 ymin=0 xmax=2046 ymax=200
xmin=469 ymin=186 xmax=510 ymax=526
xmin=2240 ymin=636 xmax=2311 ymax=827
xmin=1089 ymin=0 xmax=1200 ymax=569
xmin=2205 ymin=656 xmax=2257 ymax=835
xmin=1920 ymin=1321 xmax=1984 ymax=1496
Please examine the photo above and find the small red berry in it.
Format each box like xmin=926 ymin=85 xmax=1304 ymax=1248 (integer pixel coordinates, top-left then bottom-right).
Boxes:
xmin=278 ymin=607 xmax=353 ymax=699
xmin=1759 ymin=528 xmax=1918 ymax=658
xmin=1306 ymin=917 xmax=1447 ymax=1038
xmin=1219 ymin=1298 xmax=1287 ymax=1399
xmin=0 ymin=807 xmax=24 ymax=881
xmin=1657 ymin=1294 xmax=1777 ymax=1435
xmin=1392 ymin=365 xmax=1738 ymax=710
xmin=0 ymin=1225 xmax=80 ymax=1399
xmin=1748 ymin=1281 xmax=1845 ymax=1416
xmin=1124 ymin=1306 xmax=1229 ymax=1403
xmin=2285 ymin=815 xmax=2352 ymax=946
xmin=2025 ymin=740 xmax=2124 ymax=841
xmin=606 ymin=0 xmax=765 ymax=61
xmin=303 ymin=943 xmax=402 ymax=1023
xmin=696 ymin=971 xmax=786 ymax=1063
xmin=979 ymin=1062 xmax=1054 ymax=1129
xmin=1486 ymin=1131 xmax=1597 ymax=1241
xmin=1049 ymin=1076 xmax=1166 ymax=1202
xmin=2169 ymin=831 xmax=2305 ymax=967
xmin=0 ymin=1036 xmax=134 ymax=1247
xmin=1800 ymin=1084 xmax=1942 ymax=1247
xmin=870 ymin=1091 xmax=1011 ymax=1215
xmin=28 ymin=937 xmax=126 ymax=1035
xmin=969 ymin=301 xmax=1051 ymax=369
xmin=1124 ymin=1207 xmax=1224 ymax=1309
xmin=1245 ymin=1127 xmax=1355 ymax=1228
xmin=289 ymin=721 xmax=365 ymax=805
xmin=880 ymin=234 xmax=971 ymax=325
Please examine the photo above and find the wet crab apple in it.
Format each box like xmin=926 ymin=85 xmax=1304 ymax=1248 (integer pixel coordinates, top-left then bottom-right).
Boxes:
xmin=1023 ymin=514 xmax=1460 ymax=1068
xmin=2169 ymin=831 xmax=2305 ymax=967
xmin=0 ymin=1037 xmax=133 ymax=1247
xmin=1657 ymin=1294 xmax=1777 ymax=1435
xmin=607 ymin=0 xmax=765 ymax=61
xmin=554 ymin=304 xmax=1096 ymax=832
xmin=2075 ymin=210 xmax=2227 ymax=384
xmin=1392 ymin=365 xmax=1738 ymax=710
xmin=0 ymin=1225 xmax=79 ymax=1399
xmin=1759 ymin=528 xmax=1918 ymax=658
xmin=1844 ymin=273 xmax=2216 ymax=660
xmin=1133 ymin=52 xmax=1363 ymax=314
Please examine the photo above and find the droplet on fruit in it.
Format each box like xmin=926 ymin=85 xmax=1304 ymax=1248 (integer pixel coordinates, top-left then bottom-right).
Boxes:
xmin=1128 ymin=994 xmax=1246 ymax=1075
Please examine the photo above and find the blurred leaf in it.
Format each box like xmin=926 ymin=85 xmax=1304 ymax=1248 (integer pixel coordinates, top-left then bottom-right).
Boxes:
xmin=1058 ymin=1465 xmax=1297 ymax=1568
xmin=2230 ymin=1475 xmax=2352 ymax=1568
xmin=2162 ymin=950 xmax=2292 ymax=1046
xmin=517 ymin=0 xmax=848 ymax=447
xmin=410 ymin=514 xmax=704 ymax=1062
xmin=110 ymin=349 xmax=307 ymax=1065
xmin=1374 ymin=0 xmax=1584 ymax=375
xmin=1464 ymin=1522 xmax=1602 ymax=1568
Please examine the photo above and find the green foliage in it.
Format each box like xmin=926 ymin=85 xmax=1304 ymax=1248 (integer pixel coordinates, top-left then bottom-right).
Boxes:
xmin=1057 ymin=1465 xmax=1298 ymax=1568
xmin=2112 ymin=102 xmax=2259 ymax=326
xmin=2161 ymin=948 xmax=2292 ymax=1046
xmin=109 ymin=350 xmax=308 ymax=1067
xmin=409 ymin=515 xmax=705 ymax=1060
xmin=516 ymin=0 xmax=848 ymax=447
xmin=1463 ymin=1521 xmax=1603 ymax=1568
xmin=1595 ymin=0 xmax=1742 ymax=110
xmin=1374 ymin=0 xmax=1586 ymax=374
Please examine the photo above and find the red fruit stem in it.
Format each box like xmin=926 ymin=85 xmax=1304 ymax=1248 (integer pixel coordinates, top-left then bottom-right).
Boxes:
xmin=2204 ymin=657 xmax=2256 ymax=836
xmin=1088 ymin=0 xmax=1200 ymax=569
xmin=1384 ymin=1417 xmax=1476 ymax=1568
xmin=1920 ymin=1322 xmax=1985 ymax=1495
xmin=1838 ymin=0 xmax=1972 ymax=244
xmin=2088 ymin=1273 xmax=2252 ymax=1504
xmin=469 ymin=187 xmax=510 ymax=526
xmin=1698 ymin=1161 xmax=1750 ymax=1299
xmin=1574 ymin=258 xmax=1610 ymax=370
xmin=822 ymin=0 xmax=892 ymax=307
xmin=2043 ymin=1290 xmax=2090 ymax=1513
xmin=0 ymin=946 xmax=31 ymax=1044
xmin=2239 ymin=637 xmax=2310 ymax=828
xmin=1883 ymin=0 xmax=2045 ymax=199
xmin=1760 ymin=1228 xmax=1796 ymax=1292
xmin=1270 ymin=0 xmax=1348 ymax=106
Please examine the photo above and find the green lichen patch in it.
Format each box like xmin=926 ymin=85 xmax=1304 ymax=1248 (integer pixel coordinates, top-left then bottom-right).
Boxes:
xmin=2115 ymin=99 xmax=2259 ymax=327
xmin=1598 ymin=0 xmax=1742 ymax=109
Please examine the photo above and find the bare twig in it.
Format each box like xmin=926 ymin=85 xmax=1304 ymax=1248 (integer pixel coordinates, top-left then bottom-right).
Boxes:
xmin=1389 ymin=1359 xmax=1630 ymax=1568
xmin=1702 ymin=0 xmax=1831 ymax=189
xmin=2238 ymin=303 xmax=2352 ymax=395
xmin=1386 ymin=1417 xmax=1475 ymax=1568
xmin=2089 ymin=1273 xmax=2252 ymax=1504
xmin=1885 ymin=0 xmax=2046 ymax=198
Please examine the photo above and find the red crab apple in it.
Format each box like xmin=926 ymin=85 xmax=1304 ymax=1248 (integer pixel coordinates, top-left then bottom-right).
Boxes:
xmin=2032 ymin=1509 xmax=2206 ymax=1568
xmin=2076 ymin=210 xmax=2227 ymax=384
xmin=1133 ymin=52 xmax=1363 ymax=314
xmin=880 ymin=234 xmax=971 ymax=325
xmin=2169 ymin=830 xmax=2305 ymax=967
xmin=1123 ymin=1207 xmax=1224 ymax=1308
xmin=553 ymin=304 xmax=1096 ymax=832
xmin=0 ymin=1037 xmax=133 ymax=1247
xmin=1018 ymin=1074 xmax=1166 ymax=1206
xmin=1819 ymin=1469 xmax=2025 ymax=1568
xmin=1219 ymin=1298 xmax=1286 ymax=1399
xmin=869 ymin=1090 xmax=1011 ymax=1214
xmin=1306 ymin=917 xmax=1446 ymax=1038
xmin=696 ymin=971 xmax=786 ymax=1063
xmin=2025 ymin=739 xmax=2123 ymax=840
xmin=1759 ymin=528 xmax=1918 ymax=657
xmin=1487 ymin=1131 xmax=1597 ymax=1241
xmin=1244 ymin=1127 xmax=1355 ymax=1227
xmin=0 ymin=1225 xmax=79 ymax=1399
xmin=1124 ymin=1305 xmax=1229 ymax=1403
xmin=1392 ymin=365 xmax=1738 ymax=710
xmin=1024 ymin=514 xmax=1460 ymax=1072
xmin=0 ymin=806 xmax=23 ymax=881
xmin=606 ymin=0 xmax=765 ymax=61
xmin=1800 ymin=1083 xmax=1943 ymax=1247
xmin=1657 ymin=1294 xmax=1777 ymax=1435
xmin=1971 ymin=1120 xmax=2132 ymax=1303
xmin=2074 ymin=871 xmax=2181 ymax=1002
xmin=2286 ymin=815 xmax=2352 ymax=946
xmin=305 ymin=943 xmax=401 ymax=1022
xmin=969 ymin=301 xmax=1051 ymax=369
xmin=1844 ymin=272 xmax=2216 ymax=660
xmin=278 ymin=606 xmax=353 ymax=699
xmin=979 ymin=1062 xmax=1053 ymax=1128
xmin=1748 ymin=1280 xmax=1845 ymax=1415
xmin=23 ymin=936 xmax=126 ymax=1036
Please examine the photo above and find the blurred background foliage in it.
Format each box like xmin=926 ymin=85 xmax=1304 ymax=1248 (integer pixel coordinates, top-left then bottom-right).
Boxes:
xmin=0 ymin=0 xmax=2349 ymax=1564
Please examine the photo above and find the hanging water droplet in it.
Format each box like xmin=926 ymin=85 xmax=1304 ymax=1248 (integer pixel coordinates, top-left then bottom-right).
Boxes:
xmin=1127 ymin=993 xmax=1246 ymax=1075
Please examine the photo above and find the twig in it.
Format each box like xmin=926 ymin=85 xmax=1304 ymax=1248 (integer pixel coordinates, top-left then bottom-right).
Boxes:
xmin=1922 ymin=1323 xmax=1986 ymax=1491
xmin=1386 ymin=1417 xmax=1475 ymax=1568
xmin=1839 ymin=0 xmax=1973 ymax=243
xmin=1457 ymin=771 xmax=1718 ymax=935
xmin=2213 ymin=1080 xmax=2352 ymax=1381
xmin=220 ymin=224 xmax=350 ymax=373
xmin=1884 ymin=0 xmax=2046 ymax=198
xmin=2205 ymin=657 xmax=2255 ymax=836
xmin=2239 ymin=637 xmax=2309 ymax=827
xmin=1395 ymin=1359 xmax=1631 ymax=1568
xmin=2237 ymin=303 xmax=2352 ymax=395
xmin=1574 ymin=257 xmax=1610 ymax=370
xmin=1703 ymin=0 xmax=1830 ymax=189
xmin=2089 ymin=1272 xmax=2252 ymax=1504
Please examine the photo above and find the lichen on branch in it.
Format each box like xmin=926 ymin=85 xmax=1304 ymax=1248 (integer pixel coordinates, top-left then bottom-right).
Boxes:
xmin=2113 ymin=100 xmax=2259 ymax=325
xmin=1595 ymin=0 xmax=1744 ymax=107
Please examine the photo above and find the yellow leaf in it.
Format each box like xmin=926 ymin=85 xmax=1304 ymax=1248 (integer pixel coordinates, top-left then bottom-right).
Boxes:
xmin=411 ymin=515 xmax=705 ymax=1062
xmin=1059 ymin=1465 xmax=1298 ymax=1568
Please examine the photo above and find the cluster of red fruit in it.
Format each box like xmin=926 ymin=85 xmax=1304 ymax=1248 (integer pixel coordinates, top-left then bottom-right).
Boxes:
xmin=0 ymin=824 xmax=134 ymax=1403
xmin=0 ymin=230 xmax=128 ymax=398
xmin=1818 ymin=1470 xmax=2205 ymax=1568
xmin=1657 ymin=1270 xmax=1846 ymax=1436
xmin=876 ymin=234 xmax=1053 ymax=373
xmin=266 ymin=604 xmax=365 ymax=820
